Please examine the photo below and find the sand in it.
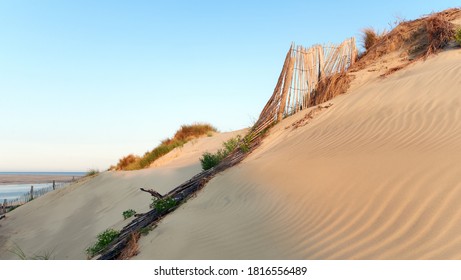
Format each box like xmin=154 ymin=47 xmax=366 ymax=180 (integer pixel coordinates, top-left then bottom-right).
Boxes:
xmin=0 ymin=130 xmax=246 ymax=259
xmin=0 ymin=175 xmax=80 ymax=185
xmin=132 ymin=49 xmax=461 ymax=259
xmin=1 ymin=48 xmax=461 ymax=260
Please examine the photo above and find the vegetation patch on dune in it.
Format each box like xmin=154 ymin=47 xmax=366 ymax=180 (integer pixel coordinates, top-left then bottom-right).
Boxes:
xmin=454 ymin=27 xmax=461 ymax=46
xmin=353 ymin=8 xmax=461 ymax=71
xmin=85 ymin=169 xmax=99 ymax=177
xmin=122 ymin=209 xmax=136 ymax=220
xmin=200 ymin=135 xmax=250 ymax=170
xmin=86 ymin=228 xmax=120 ymax=258
xmin=150 ymin=197 xmax=177 ymax=212
xmin=361 ymin=27 xmax=386 ymax=51
xmin=113 ymin=123 xmax=217 ymax=171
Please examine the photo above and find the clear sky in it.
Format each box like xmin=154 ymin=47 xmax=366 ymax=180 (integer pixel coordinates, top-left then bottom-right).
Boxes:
xmin=0 ymin=1 xmax=459 ymax=172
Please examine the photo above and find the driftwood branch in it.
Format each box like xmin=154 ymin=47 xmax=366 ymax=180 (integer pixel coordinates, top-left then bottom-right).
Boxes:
xmin=140 ymin=188 xmax=164 ymax=199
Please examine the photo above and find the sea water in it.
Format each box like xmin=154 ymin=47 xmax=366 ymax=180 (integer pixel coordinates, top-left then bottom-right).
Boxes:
xmin=0 ymin=183 xmax=54 ymax=201
xmin=0 ymin=172 xmax=85 ymax=202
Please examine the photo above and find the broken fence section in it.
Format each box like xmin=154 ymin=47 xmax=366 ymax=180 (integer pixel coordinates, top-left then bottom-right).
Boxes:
xmin=253 ymin=38 xmax=357 ymax=137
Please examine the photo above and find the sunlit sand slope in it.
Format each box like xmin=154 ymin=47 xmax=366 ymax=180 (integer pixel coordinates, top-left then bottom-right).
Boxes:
xmin=135 ymin=49 xmax=461 ymax=259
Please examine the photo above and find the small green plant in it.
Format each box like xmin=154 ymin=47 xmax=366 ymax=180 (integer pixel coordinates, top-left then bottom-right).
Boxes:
xmin=200 ymin=135 xmax=250 ymax=170
xmin=239 ymin=135 xmax=252 ymax=153
xmin=200 ymin=151 xmax=224 ymax=170
xmin=122 ymin=209 xmax=136 ymax=220
xmin=86 ymin=228 xmax=120 ymax=258
xmin=150 ymin=197 xmax=177 ymax=212
xmin=455 ymin=28 xmax=461 ymax=46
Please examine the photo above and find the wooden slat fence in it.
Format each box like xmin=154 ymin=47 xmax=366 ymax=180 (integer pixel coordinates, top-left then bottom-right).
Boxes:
xmin=252 ymin=38 xmax=357 ymax=137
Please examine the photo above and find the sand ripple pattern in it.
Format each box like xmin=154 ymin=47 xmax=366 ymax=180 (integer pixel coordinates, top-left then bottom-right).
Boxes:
xmin=135 ymin=50 xmax=461 ymax=259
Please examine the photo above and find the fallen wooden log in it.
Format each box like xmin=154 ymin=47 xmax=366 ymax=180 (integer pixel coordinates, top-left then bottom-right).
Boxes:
xmin=0 ymin=215 xmax=5 ymax=221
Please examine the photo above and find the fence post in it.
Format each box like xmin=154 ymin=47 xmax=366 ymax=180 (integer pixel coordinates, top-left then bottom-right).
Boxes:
xmin=277 ymin=52 xmax=295 ymax=122
xmin=30 ymin=185 xmax=34 ymax=201
xmin=53 ymin=180 xmax=56 ymax=190
xmin=2 ymin=199 xmax=6 ymax=214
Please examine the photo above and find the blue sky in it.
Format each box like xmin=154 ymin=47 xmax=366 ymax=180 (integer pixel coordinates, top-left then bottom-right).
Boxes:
xmin=0 ymin=1 xmax=459 ymax=171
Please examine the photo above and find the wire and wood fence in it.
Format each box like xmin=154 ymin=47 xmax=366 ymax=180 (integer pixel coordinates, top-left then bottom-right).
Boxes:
xmin=252 ymin=38 xmax=357 ymax=137
xmin=1 ymin=181 xmax=69 ymax=214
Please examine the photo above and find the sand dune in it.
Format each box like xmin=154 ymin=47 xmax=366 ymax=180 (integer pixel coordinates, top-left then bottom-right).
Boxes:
xmin=133 ymin=49 xmax=461 ymax=259
xmin=0 ymin=130 xmax=245 ymax=259
xmin=1 ymin=48 xmax=461 ymax=260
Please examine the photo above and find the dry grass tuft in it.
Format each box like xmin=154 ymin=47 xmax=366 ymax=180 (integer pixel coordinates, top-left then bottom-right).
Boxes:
xmin=114 ymin=123 xmax=217 ymax=171
xmin=353 ymin=8 xmax=461 ymax=73
xmin=115 ymin=154 xmax=139 ymax=171
xmin=310 ymin=72 xmax=351 ymax=106
xmin=169 ymin=123 xmax=217 ymax=144
xmin=361 ymin=28 xmax=385 ymax=51
xmin=118 ymin=232 xmax=140 ymax=260
xmin=424 ymin=14 xmax=456 ymax=57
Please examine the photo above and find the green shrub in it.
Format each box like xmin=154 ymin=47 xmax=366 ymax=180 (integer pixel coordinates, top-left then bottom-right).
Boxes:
xmin=150 ymin=197 xmax=177 ymax=212
xmin=239 ymin=135 xmax=252 ymax=153
xmin=200 ymin=135 xmax=250 ymax=170
xmin=122 ymin=209 xmax=136 ymax=220
xmin=455 ymin=28 xmax=461 ymax=46
xmin=86 ymin=229 xmax=120 ymax=258
xmin=200 ymin=151 xmax=224 ymax=170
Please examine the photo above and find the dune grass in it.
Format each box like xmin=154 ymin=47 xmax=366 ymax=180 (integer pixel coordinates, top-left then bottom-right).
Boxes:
xmin=9 ymin=243 xmax=55 ymax=260
xmin=361 ymin=28 xmax=384 ymax=51
xmin=114 ymin=123 xmax=217 ymax=171
xmin=85 ymin=169 xmax=99 ymax=177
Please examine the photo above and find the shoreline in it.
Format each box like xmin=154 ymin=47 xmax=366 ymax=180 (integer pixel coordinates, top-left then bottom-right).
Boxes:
xmin=0 ymin=175 xmax=82 ymax=185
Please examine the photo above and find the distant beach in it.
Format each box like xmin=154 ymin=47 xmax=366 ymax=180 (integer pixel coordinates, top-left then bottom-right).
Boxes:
xmin=0 ymin=172 xmax=85 ymax=185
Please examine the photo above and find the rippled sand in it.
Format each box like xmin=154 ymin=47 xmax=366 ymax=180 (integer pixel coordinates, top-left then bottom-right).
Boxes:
xmin=133 ymin=49 xmax=461 ymax=259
